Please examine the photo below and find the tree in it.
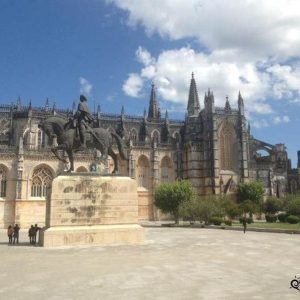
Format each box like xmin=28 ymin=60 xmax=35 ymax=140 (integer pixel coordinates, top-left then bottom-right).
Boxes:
xmin=286 ymin=196 xmax=300 ymax=217
xmin=154 ymin=180 xmax=195 ymax=223
xmin=263 ymin=197 xmax=283 ymax=215
xmin=236 ymin=181 xmax=265 ymax=205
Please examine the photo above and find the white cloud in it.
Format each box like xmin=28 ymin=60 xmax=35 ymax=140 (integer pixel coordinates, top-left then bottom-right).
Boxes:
xmin=252 ymin=119 xmax=269 ymax=129
xmin=108 ymin=0 xmax=300 ymax=60
xmin=122 ymin=73 xmax=143 ymax=97
xmin=136 ymin=46 xmax=155 ymax=66
xmin=79 ymin=77 xmax=93 ymax=97
xmin=109 ymin=0 xmax=300 ymax=113
xmin=123 ymin=46 xmax=272 ymax=112
xmin=273 ymin=115 xmax=290 ymax=124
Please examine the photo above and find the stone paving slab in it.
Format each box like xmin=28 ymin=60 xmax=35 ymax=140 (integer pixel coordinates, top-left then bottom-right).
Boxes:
xmin=0 ymin=227 xmax=299 ymax=300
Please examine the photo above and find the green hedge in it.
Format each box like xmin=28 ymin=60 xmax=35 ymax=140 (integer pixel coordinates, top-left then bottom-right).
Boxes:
xmin=286 ymin=215 xmax=299 ymax=224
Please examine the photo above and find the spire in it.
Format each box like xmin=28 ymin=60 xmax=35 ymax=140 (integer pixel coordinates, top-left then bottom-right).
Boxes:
xmin=238 ymin=91 xmax=244 ymax=115
xmin=72 ymin=101 xmax=76 ymax=115
xmin=28 ymin=99 xmax=32 ymax=111
xmin=45 ymin=98 xmax=49 ymax=112
xmin=121 ymin=105 xmax=125 ymax=117
xmin=52 ymin=102 xmax=56 ymax=115
xmin=165 ymin=109 xmax=168 ymax=121
xmin=187 ymin=72 xmax=200 ymax=116
xmin=224 ymin=96 xmax=231 ymax=113
xmin=16 ymin=96 xmax=21 ymax=111
xmin=144 ymin=108 xmax=147 ymax=119
xmin=148 ymin=83 xmax=159 ymax=119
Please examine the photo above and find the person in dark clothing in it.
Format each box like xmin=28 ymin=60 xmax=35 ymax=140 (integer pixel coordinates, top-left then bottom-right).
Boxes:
xmin=7 ymin=225 xmax=13 ymax=244
xmin=33 ymin=224 xmax=41 ymax=244
xmin=242 ymin=217 xmax=247 ymax=234
xmin=13 ymin=224 xmax=20 ymax=244
xmin=28 ymin=225 xmax=34 ymax=244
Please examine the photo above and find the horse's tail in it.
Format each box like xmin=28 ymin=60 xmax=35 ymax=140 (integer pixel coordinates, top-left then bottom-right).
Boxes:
xmin=111 ymin=132 xmax=128 ymax=160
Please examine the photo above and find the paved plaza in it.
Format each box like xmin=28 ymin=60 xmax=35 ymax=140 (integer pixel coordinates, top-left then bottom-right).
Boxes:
xmin=0 ymin=227 xmax=299 ymax=300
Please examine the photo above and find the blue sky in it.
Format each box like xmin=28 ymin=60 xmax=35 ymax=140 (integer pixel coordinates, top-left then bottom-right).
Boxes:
xmin=0 ymin=0 xmax=300 ymax=166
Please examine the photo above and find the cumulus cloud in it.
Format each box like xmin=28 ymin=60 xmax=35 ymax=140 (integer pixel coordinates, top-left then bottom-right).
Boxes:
xmin=108 ymin=0 xmax=300 ymax=118
xmin=79 ymin=77 xmax=93 ymax=97
xmin=108 ymin=0 xmax=300 ymax=60
xmin=252 ymin=119 xmax=269 ymax=129
xmin=122 ymin=73 xmax=143 ymax=97
xmin=272 ymin=115 xmax=290 ymax=124
xmin=122 ymin=46 xmax=272 ymax=112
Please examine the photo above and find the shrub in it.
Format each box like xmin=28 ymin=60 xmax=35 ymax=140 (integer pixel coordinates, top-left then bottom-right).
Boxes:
xmin=265 ymin=215 xmax=277 ymax=223
xmin=277 ymin=213 xmax=288 ymax=223
xmin=210 ymin=216 xmax=223 ymax=225
xmin=286 ymin=197 xmax=300 ymax=217
xmin=224 ymin=220 xmax=232 ymax=226
xmin=286 ymin=215 xmax=299 ymax=224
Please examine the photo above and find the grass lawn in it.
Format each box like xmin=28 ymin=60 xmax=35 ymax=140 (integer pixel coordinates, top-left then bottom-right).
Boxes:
xmin=232 ymin=221 xmax=300 ymax=230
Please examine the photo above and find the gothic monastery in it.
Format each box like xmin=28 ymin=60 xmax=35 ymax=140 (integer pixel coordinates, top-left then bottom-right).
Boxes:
xmin=0 ymin=74 xmax=298 ymax=228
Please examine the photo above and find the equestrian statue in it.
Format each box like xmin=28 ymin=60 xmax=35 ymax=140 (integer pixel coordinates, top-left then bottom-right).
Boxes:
xmin=38 ymin=95 xmax=128 ymax=173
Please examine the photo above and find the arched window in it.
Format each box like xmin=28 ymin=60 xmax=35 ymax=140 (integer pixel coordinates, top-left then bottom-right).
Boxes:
xmin=136 ymin=155 xmax=151 ymax=189
xmin=130 ymin=129 xmax=137 ymax=142
xmin=219 ymin=122 xmax=237 ymax=171
xmin=0 ymin=165 xmax=8 ymax=197
xmin=161 ymin=156 xmax=174 ymax=183
xmin=31 ymin=166 xmax=53 ymax=198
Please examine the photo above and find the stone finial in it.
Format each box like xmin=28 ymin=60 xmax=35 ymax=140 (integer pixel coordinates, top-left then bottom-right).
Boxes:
xmin=224 ymin=96 xmax=231 ymax=113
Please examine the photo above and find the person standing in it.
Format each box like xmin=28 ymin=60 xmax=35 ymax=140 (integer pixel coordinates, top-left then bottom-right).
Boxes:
xmin=7 ymin=225 xmax=13 ymax=244
xmin=242 ymin=217 xmax=247 ymax=234
xmin=33 ymin=224 xmax=41 ymax=245
xmin=13 ymin=224 xmax=20 ymax=244
xmin=28 ymin=225 xmax=34 ymax=245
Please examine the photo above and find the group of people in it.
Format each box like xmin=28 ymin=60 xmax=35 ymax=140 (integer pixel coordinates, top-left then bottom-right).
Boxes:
xmin=7 ymin=224 xmax=20 ymax=244
xmin=28 ymin=224 xmax=41 ymax=245
xmin=7 ymin=224 xmax=40 ymax=245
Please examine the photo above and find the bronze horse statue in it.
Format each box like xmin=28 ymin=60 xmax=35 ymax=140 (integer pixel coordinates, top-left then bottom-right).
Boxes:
xmin=38 ymin=115 xmax=128 ymax=173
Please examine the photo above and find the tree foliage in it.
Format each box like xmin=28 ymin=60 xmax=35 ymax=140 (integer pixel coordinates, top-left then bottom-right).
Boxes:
xmin=154 ymin=180 xmax=195 ymax=223
xmin=285 ymin=196 xmax=300 ymax=217
xmin=263 ymin=197 xmax=283 ymax=215
xmin=236 ymin=181 xmax=265 ymax=205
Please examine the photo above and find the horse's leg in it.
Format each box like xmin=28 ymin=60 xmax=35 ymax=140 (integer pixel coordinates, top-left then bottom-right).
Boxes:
xmin=51 ymin=145 xmax=68 ymax=164
xmin=66 ymin=149 xmax=74 ymax=172
xmin=108 ymin=147 xmax=118 ymax=174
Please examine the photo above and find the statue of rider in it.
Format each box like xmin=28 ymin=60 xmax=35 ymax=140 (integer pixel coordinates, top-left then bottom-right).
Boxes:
xmin=75 ymin=95 xmax=93 ymax=150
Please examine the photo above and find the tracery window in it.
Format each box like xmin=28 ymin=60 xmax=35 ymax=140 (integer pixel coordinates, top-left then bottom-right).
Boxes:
xmin=0 ymin=166 xmax=7 ymax=197
xmin=161 ymin=156 xmax=174 ymax=183
xmin=31 ymin=166 xmax=53 ymax=198
xmin=137 ymin=155 xmax=150 ymax=189
xmin=219 ymin=122 xmax=237 ymax=171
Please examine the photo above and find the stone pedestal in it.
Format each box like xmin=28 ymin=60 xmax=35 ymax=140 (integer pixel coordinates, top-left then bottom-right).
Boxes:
xmin=40 ymin=174 xmax=144 ymax=247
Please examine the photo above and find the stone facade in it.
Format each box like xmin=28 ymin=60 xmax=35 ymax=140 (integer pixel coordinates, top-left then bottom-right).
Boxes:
xmin=0 ymin=75 xmax=295 ymax=228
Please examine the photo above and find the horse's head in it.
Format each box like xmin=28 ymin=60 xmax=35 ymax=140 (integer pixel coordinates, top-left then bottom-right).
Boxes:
xmin=38 ymin=116 xmax=66 ymax=141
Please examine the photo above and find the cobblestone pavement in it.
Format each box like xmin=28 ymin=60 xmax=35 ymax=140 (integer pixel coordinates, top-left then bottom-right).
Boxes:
xmin=0 ymin=227 xmax=299 ymax=300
